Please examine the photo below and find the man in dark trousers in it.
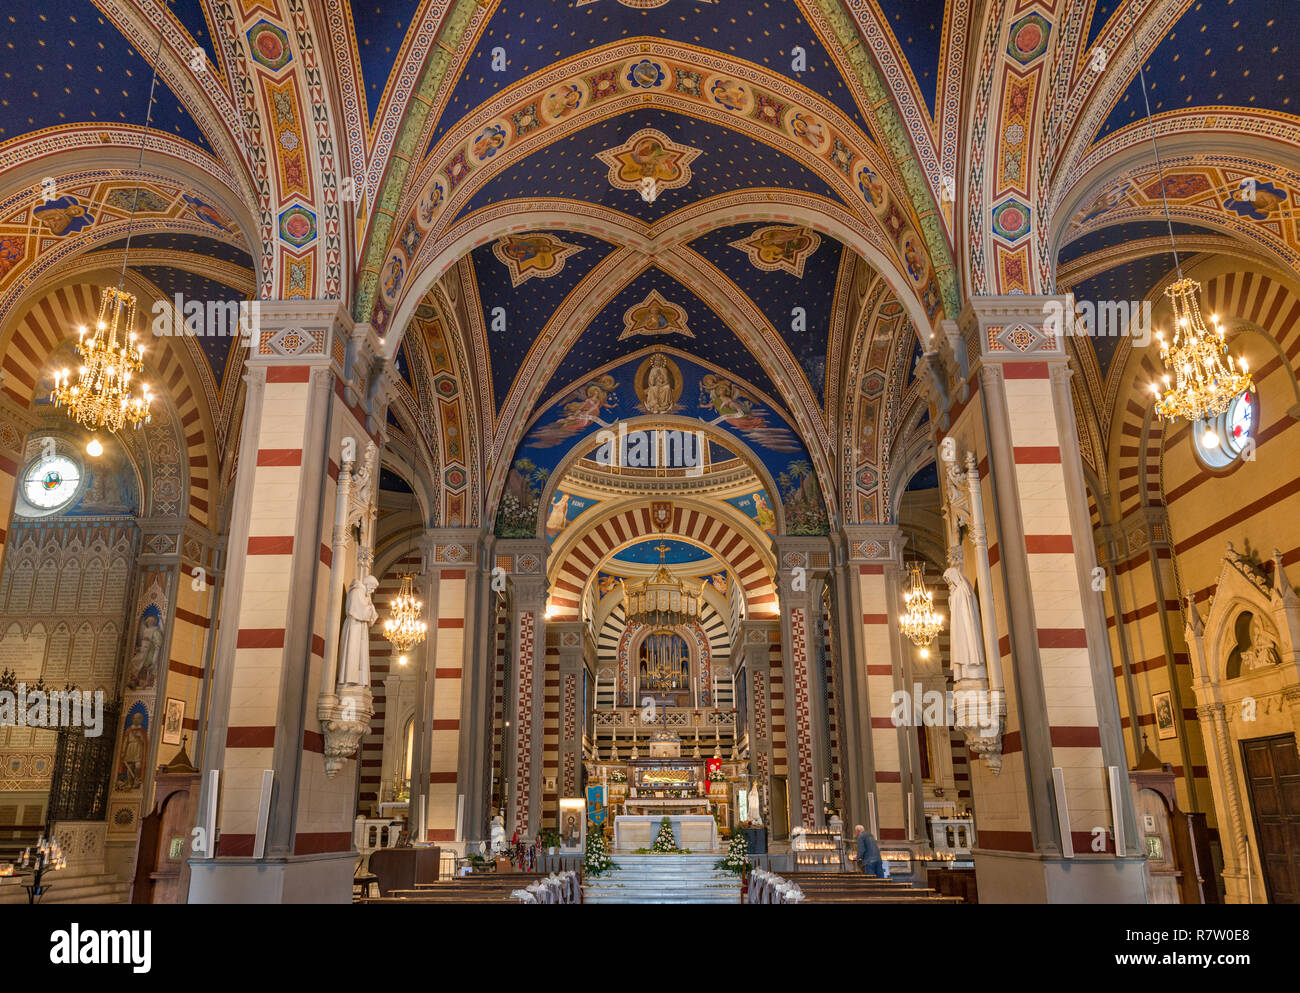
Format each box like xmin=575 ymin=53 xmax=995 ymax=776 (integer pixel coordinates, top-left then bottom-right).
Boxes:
xmin=854 ymin=824 xmax=885 ymax=877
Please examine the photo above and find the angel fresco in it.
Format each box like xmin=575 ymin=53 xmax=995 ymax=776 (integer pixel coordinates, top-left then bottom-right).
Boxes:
xmin=526 ymin=375 xmax=618 ymax=447
xmin=698 ymin=375 xmax=799 ymax=452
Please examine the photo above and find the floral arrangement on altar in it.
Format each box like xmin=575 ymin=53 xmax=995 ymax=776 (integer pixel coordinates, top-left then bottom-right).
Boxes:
xmin=714 ymin=829 xmax=748 ymax=876
xmin=608 ymin=770 xmax=627 ymax=783
xmin=708 ymin=768 xmax=726 ymax=783
xmin=652 ymin=816 xmax=681 ymax=853
xmin=584 ymin=828 xmax=618 ymax=876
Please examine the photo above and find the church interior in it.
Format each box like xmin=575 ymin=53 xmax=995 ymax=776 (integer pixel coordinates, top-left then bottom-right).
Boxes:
xmin=0 ymin=0 xmax=1297 ymax=908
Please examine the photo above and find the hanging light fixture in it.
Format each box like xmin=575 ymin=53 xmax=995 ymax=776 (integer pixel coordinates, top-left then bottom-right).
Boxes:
xmin=384 ymin=490 xmax=427 ymax=654
xmin=383 ymin=573 xmax=427 ymax=653
xmin=51 ymin=9 xmax=165 ymax=433
xmin=620 ymin=543 xmax=702 ymax=628
xmin=899 ymin=562 xmax=944 ymax=658
xmin=1126 ymin=22 xmax=1253 ymax=438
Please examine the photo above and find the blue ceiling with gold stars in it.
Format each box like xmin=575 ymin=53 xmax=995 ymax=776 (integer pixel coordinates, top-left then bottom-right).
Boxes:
xmin=92 ymin=232 xmax=255 ymax=269
xmin=131 ymin=264 xmax=251 ymax=382
xmin=686 ymin=221 xmax=845 ymax=401
xmin=1095 ymin=0 xmax=1296 ymax=141
xmin=454 ymin=108 xmax=844 ymax=224
xmin=352 ymin=0 xmax=426 ymax=128
xmin=875 ymin=0 xmax=945 ymax=118
xmin=1057 ymin=218 xmax=1219 ymax=267
xmin=427 ymin=0 xmax=870 ymax=153
xmin=613 ymin=538 xmax=712 ymax=565
xmin=469 ymin=228 xmax=618 ymax=410
xmin=1084 ymin=0 xmax=1117 ymax=49
xmin=1068 ymin=251 xmax=1178 ymax=377
xmin=169 ymin=0 xmax=222 ymax=78
xmin=0 ymin=4 xmax=212 ymax=151
xmin=542 ymin=264 xmax=782 ymax=407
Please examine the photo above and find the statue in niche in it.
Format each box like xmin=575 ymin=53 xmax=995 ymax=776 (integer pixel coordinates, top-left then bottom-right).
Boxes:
xmin=643 ymin=354 xmax=676 ymax=413
xmin=1240 ymin=613 xmax=1281 ymax=671
xmin=490 ymin=811 xmax=507 ymax=854
xmin=942 ymin=566 xmax=984 ymax=681
xmin=126 ymin=605 xmax=164 ymax=690
xmin=338 ymin=574 xmax=379 ymax=687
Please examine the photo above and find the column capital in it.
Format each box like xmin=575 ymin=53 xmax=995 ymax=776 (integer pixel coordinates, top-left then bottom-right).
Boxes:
xmin=838 ymin=524 xmax=904 ymax=568
xmin=494 ymin=538 xmax=548 ymax=603
xmin=245 ymin=298 xmax=354 ymax=369
xmin=551 ymin=620 xmax=595 ymax=668
xmin=958 ymin=293 xmax=1073 ymax=365
xmin=419 ymin=528 xmax=481 ymax=570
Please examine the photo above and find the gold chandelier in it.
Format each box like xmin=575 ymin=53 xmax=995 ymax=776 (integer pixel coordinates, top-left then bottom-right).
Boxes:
xmin=899 ymin=562 xmax=944 ymax=659
xmin=50 ymin=287 xmax=152 ymax=432
xmin=621 ymin=543 xmax=702 ymax=628
xmin=383 ymin=574 xmax=427 ymax=657
xmin=1150 ymin=278 xmax=1253 ymax=446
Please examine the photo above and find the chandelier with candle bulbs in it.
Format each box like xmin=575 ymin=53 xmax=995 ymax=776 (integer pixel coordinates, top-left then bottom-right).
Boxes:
xmin=50 ymin=287 xmax=152 ymax=432
xmin=899 ymin=562 xmax=944 ymax=659
xmin=1150 ymin=278 xmax=1253 ymax=443
xmin=383 ymin=574 xmax=427 ymax=653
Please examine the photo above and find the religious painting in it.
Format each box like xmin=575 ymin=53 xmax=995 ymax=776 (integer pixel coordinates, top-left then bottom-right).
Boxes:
xmin=729 ymin=225 xmax=821 ymax=278
xmin=181 ymin=193 xmax=234 ymax=232
xmin=105 ymin=188 xmax=169 ymax=213
xmin=857 ymin=165 xmax=885 ymax=209
xmin=544 ymin=490 xmax=596 ymax=542
xmin=1152 ymin=691 xmax=1176 ymax=740
xmin=33 ymin=195 xmax=94 ymax=236
xmin=596 ymin=572 xmax=620 ymax=597
xmin=492 ymin=232 xmax=584 ymax=287
xmin=779 ymin=459 xmax=829 ymax=536
xmin=699 ymin=374 xmax=798 ymax=451
xmin=162 ymin=697 xmax=185 ymax=746
xmin=620 ymin=291 xmax=694 ymax=341
xmin=559 ymin=798 xmax=585 ymax=850
xmin=726 ymin=491 xmax=777 ymax=535
xmin=472 ymin=123 xmax=508 ymax=162
xmin=0 ymin=236 xmax=24 ymax=281
xmin=634 ymin=353 xmax=683 ymax=413
xmin=597 ymin=128 xmax=700 ymax=194
xmin=495 ymin=459 xmax=551 ymax=538
xmin=115 ymin=702 xmax=150 ymax=792
xmin=126 ymin=603 xmax=165 ymax=691
xmin=525 ymin=375 xmax=617 ymax=447
xmin=542 ymin=82 xmax=584 ymax=123
xmin=1225 ymin=179 xmax=1288 ymax=220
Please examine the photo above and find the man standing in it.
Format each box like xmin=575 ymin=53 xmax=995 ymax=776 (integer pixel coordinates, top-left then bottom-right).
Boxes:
xmin=854 ymin=824 xmax=885 ymax=877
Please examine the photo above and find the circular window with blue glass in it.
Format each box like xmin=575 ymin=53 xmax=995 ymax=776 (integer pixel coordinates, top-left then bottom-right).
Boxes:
xmin=1193 ymin=390 xmax=1257 ymax=469
xmin=21 ymin=454 xmax=83 ymax=514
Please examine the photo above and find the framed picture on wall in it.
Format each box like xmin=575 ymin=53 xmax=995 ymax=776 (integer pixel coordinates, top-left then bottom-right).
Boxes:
xmin=162 ymin=697 xmax=185 ymax=746
xmin=1152 ymin=691 xmax=1176 ymax=740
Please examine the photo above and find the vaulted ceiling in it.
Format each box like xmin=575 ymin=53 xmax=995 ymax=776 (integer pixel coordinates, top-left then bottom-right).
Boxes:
xmin=3 ymin=0 xmax=1297 ymax=528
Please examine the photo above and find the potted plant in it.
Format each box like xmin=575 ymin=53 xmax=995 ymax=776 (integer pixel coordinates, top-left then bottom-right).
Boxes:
xmin=540 ymin=828 xmax=561 ymax=855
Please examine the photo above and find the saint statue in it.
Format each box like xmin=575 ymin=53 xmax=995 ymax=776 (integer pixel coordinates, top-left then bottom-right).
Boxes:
xmin=490 ymin=811 xmax=507 ymax=855
xmin=943 ymin=566 xmax=985 ymax=681
xmin=338 ymin=574 xmax=379 ymax=686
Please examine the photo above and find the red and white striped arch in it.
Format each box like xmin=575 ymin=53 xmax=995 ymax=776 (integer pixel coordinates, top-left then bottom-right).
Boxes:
xmin=2 ymin=281 xmax=218 ymax=527
xmin=547 ymin=502 xmax=777 ymax=622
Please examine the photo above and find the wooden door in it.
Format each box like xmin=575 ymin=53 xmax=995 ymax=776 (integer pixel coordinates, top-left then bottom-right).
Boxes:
xmin=1240 ymin=733 xmax=1300 ymax=904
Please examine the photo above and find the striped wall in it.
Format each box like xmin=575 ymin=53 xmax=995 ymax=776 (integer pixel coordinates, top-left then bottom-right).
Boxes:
xmin=855 ymin=563 xmax=906 ymax=840
xmin=426 ymin=567 xmax=469 ymax=842
xmin=548 ymin=504 xmax=776 ymax=620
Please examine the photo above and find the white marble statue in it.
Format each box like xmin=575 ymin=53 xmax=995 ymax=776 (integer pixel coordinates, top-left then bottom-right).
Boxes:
xmin=490 ymin=811 xmax=507 ymax=855
xmin=338 ymin=574 xmax=380 ymax=686
xmin=1241 ymin=613 xmax=1282 ymax=671
xmin=943 ymin=566 xmax=985 ymax=680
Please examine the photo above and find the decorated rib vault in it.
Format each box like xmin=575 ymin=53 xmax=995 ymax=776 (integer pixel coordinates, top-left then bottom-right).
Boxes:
xmin=0 ymin=0 xmax=1297 ymax=907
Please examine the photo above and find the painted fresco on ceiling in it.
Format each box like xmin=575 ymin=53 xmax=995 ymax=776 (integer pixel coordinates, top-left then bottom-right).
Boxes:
xmin=494 ymin=351 xmax=825 ymax=536
xmin=544 ymin=489 xmax=601 ymax=544
xmin=725 ymin=491 xmax=778 ymax=537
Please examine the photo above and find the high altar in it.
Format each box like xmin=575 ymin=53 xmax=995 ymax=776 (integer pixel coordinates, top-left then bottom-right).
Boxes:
xmin=610 ymin=735 xmax=722 ymax=851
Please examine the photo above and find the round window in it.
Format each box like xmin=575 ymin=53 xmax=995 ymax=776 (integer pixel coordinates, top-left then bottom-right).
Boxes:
xmin=22 ymin=454 xmax=82 ymax=512
xmin=1193 ymin=390 xmax=1257 ymax=469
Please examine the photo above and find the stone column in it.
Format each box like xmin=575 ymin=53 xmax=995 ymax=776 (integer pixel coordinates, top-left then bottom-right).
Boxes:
xmin=553 ymin=620 xmax=594 ymax=802
xmin=772 ymin=536 xmax=833 ymax=829
xmin=943 ymin=296 xmax=1144 ymax=902
xmin=496 ymin=539 xmax=547 ymax=837
xmin=839 ymin=524 xmax=921 ymax=848
xmin=406 ymin=530 xmax=482 ymax=852
xmin=739 ymin=618 xmax=778 ymax=828
xmin=191 ymin=302 xmax=385 ymax=904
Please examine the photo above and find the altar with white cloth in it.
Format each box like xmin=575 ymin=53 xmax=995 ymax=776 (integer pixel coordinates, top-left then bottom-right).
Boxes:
xmin=614 ymin=814 xmax=719 ymax=852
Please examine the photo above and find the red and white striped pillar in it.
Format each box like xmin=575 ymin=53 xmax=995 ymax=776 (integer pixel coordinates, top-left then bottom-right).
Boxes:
xmin=946 ymin=296 xmax=1142 ymax=901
